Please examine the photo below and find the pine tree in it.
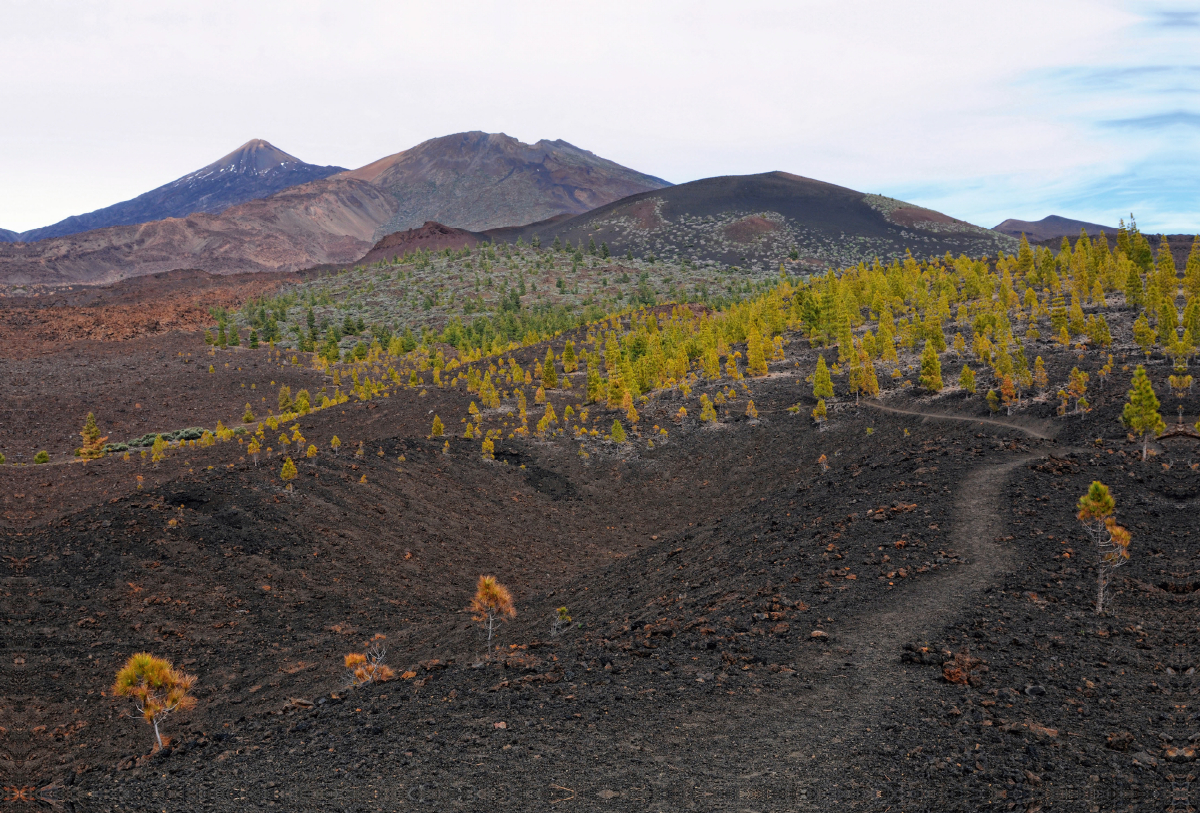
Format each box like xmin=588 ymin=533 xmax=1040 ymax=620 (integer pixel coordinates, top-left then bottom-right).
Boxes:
xmin=542 ymin=348 xmax=558 ymax=389
xmin=1132 ymin=314 xmax=1157 ymax=357
xmin=78 ymin=412 xmax=108 ymax=460
xmin=281 ymin=457 xmax=298 ymax=491
xmin=242 ymin=404 xmax=255 ymax=423
xmin=811 ymin=399 xmax=827 ymax=426
xmin=610 ymin=419 xmax=627 ymax=442
xmin=111 ymin=653 xmax=197 ymax=750
xmin=249 ymin=329 xmax=259 ymax=349
xmin=1122 ymin=366 xmax=1164 ymax=460
xmin=959 ymin=365 xmax=976 ymax=393
xmin=469 ymin=575 xmax=516 ymax=660
xmin=151 ymin=434 xmax=167 ymax=465
xmin=1186 ymin=236 xmax=1200 ymax=298
xmin=699 ymin=394 xmax=717 ymax=423
xmin=746 ymin=329 xmax=769 ymax=376
xmin=247 ymin=437 xmax=260 ymax=466
xmin=1033 ymin=356 xmax=1049 ymax=392
xmin=562 ymin=340 xmax=577 ymax=373
xmin=586 ymin=365 xmax=602 ymax=403
xmin=812 ymin=355 xmax=834 ymax=399
xmin=431 ymin=415 xmax=445 ymax=437
xmin=1124 ymin=262 xmax=1144 ymax=308
xmin=330 ymin=436 xmax=341 ymax=455
xmin=919 ymin=340 xmax=942 ymax=393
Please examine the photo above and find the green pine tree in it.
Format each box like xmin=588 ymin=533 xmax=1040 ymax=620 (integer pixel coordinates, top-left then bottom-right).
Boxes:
xmin=959 ymin=364 xmax=976 ymax=393
xmin=812 ymin=355 xmax=834 ymax=399
xmin=1121 ymin=365 xmax=1165 ymax=460
xmin=542 ymin=348 xmax=558 ymax=389
xmin=919 ymin=340 xmax=943 ymax=392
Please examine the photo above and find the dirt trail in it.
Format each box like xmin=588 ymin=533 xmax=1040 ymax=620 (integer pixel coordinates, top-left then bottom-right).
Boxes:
xmin=701 ymin=408 xmax=1054 ymax=801
xmin=861 ymin=400 xmax=1058 ymax=441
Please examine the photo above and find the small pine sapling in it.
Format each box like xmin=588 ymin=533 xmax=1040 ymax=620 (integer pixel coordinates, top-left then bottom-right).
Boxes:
xmin=611 ymin=419 xmax=627 ymax=442
xmin=306 ymin=444 xmax=317 ymax=461
xmin=699 ymin=394 xmax=717 ymax=423
xmin=242 ymin=404 xmax=255 ymax=423
xmin=34 ymin=450 xmax=49 ymax=464
xmin=78 ymin=412 xmax=108 ymax=460
xmin=985 ymin=389 xmax=1000 ymax=413
xmin=817 ymin=453 xmax=829 ymax=473
xmin=812 ymin=399 xmax=827 ymax=427
xmin=111 ymin=653 xmax=197 ymax=750
xmin=745 ymin=400 xmax=758 ymax=419
xmin=1076 ymin=481 xmax=1132 ymax=614
xmin=247 ymin=438 xmax=261 ymax=466
xmin=469 ymin=575 xmax=516 ymax=660
xmin=281 ymin=457 xmax=298 ymax=491
xmin=330 ymin=435 xmax=341 ymax=454
xmin=1066 ymin=367 xmax=1089 ymax=415
xmin=345 ymin=634 xmax=395 ymax=685
xmin=551 ymin=606 xmax=572 ymax=637
xmin=151 ymin=434 xmax=167 ymax=465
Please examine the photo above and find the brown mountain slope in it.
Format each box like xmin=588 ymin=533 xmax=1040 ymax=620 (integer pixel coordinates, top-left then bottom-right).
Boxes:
xmin=0 ymin=133 xmax=666 ymax=285
xmin=0 ymin=178 xmax=397 ymax=286
xmin=993 ymin=215 xmax=1116 ymax=241
xmin=355 ymin=221 xmax=491 ymax=265
xmin=341 ymin=131 xmax=670 ymax=237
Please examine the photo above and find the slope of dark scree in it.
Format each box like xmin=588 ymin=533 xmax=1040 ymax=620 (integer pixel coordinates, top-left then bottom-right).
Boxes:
xmin=3 ymin=322 xmax=1196 ymax=812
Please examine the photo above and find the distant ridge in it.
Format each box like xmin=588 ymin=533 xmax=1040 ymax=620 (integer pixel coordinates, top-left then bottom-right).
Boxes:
xmin=0 ymin=227 xmax=18 ymax=243
xmin=993 ymin=215 xmax=1116 ymax=242
xmin=11 ymin=140 xmax=344 ymax=242
xmin=0 ymin=132 xmax=669 ymax=285
xmin=492 ymin=171 xmax=1017 ymax=269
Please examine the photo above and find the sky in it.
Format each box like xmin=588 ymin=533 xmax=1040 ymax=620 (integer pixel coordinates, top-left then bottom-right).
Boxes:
xmin=1 ymin=0 xmax=1197 ymax=234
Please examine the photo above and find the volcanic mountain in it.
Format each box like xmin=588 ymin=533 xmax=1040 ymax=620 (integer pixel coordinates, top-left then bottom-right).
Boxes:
xmin=0 ymin=178 xmax=398 ymax=286
xmin=992 ymin=215 xmax=1116 ymax=242
xmin=494 ymin=171 xmax=1018 ymax=269
xmin=339 ymin=131 xmax=671 ymax=238
xmin=2 ymin=140 xmax=345 ymax=244
xmin=0 ymin=227 xmax=18 ymax=242
xmin=0 ymin=133 xmax=668 ymax=285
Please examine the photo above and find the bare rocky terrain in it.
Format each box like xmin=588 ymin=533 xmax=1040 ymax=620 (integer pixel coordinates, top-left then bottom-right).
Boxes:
xmin=0 ymin=258 xmax=1194 ymax=811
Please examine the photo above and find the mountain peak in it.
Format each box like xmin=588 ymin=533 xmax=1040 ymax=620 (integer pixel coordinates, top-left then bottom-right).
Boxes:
xmin=12 ymin=140 xmax=345 ymax=242
xmin=202 ymin=139 xmax=308 ymax=176
xmin=993 ymin=215 xmax=1117 ymax=241
xmin=340 ymin=131 xmax=670 ymax=235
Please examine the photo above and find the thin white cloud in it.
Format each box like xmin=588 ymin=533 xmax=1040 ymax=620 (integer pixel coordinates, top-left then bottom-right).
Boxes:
xmin=0 ymin=0 xmax=1193 ymax=233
